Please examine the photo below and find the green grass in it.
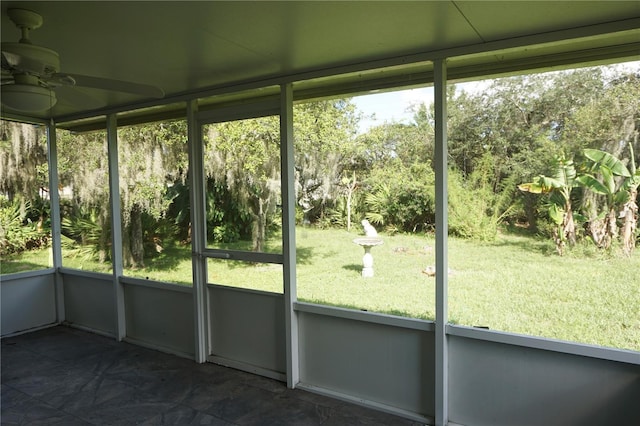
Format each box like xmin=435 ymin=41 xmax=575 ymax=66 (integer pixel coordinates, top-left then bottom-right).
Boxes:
xmin=2 ymin=227 xmax=639 ymax=351
xmin=1 ymin=248 xmax=55 ymax=274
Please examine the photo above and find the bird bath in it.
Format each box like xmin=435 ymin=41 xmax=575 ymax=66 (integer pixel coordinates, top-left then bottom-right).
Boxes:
xmin=353 ymin=237 xmax=383 ymax=277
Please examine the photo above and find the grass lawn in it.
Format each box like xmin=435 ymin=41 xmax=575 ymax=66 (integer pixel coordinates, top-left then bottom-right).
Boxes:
xmin=2 ymin=227 xmax=638 ymax=351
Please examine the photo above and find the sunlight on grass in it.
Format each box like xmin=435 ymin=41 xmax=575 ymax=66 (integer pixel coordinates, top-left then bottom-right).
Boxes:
xmin=296 ymin=227 xmax=436 ymax=318
xmin=447 ymin=234 xmax=640 ymax=350
xmin=296 ymin=227 xmax=639 ymax=351
xmin=3 ymin=228 xmax=639 ymax=351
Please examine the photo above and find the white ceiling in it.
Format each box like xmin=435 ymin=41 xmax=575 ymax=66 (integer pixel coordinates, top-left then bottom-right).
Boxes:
xmin=1 ymin=1 xmax=639 ymax=124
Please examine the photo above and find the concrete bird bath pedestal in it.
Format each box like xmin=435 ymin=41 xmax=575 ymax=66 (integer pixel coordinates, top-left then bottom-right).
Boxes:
xmin=353 ymin=237 xmax=383 ymax=278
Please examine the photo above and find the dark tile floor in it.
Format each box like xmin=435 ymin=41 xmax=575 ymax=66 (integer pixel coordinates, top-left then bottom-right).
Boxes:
xmin=1 ymin=326 xmax=423 ymax=425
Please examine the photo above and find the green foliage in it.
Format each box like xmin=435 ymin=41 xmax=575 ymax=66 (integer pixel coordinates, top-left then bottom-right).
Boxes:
xmin=0 ymin=199 xmax=49 ymax=256
xmin=164 ymin=180 xmax=191 ymax=242
xmin=61 ymin=206 xmax=110 ymax=262
xmin=62 ymin=213 xmax=103 ymax=246
xmin=448 ymin=168 xmax=499 ymax=241
xmin=4 ymin=65 xmax=640 ymax=264
xmin=0 ymin=121 xmax=49 ymax=201
xmin=205 ymin=117 xmax=281 ymax=251
xmin=293 ymin=99 xmax=360 ymax=225
xmin=364 ymin=162 xmax=435 ymax=233
xmin=204 ymin=178 xmax=253 ymax=244
xmin=314 ymin=196 xmax=349 ymax=229
xmin=520 ymin=144 xmax=640 ymax=254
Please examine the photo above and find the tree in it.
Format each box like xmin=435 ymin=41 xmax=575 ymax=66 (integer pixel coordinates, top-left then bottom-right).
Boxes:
xmin=620 ymin=144 xmax=640 ymax=255
xmin=340 ymin=171 xmax=358 ymax=231
xmin=293 ymin=99 xmax=359 ymax=224
xmin=0 ymin=121 xmax=50 ymax=256
xmin=577 ymin=146 xmax=639 ymax=253
xmin=205 ymin=117 xmax=280 ymax=252
xmin=349 ymin=114 xmax=435 ymax=234
xmin=57 ymin=128 xmax=112 ymax=262
xmin=203 ymin=100 xmax=361 ymax=251
xmin=447 ymin=69 xmax=607 ymax=231
xmin=576 ymin=149 xmax=631 ymax=249
xmin=565 ymin=71 xmax=640 ymax=252
xmin=519 ymin=155 xmax=578 ymax=255
xmin=57 ymin=121 xmax=189 ymax=268
xmin=0 ymin=120 xmax=48 ymax=206
xmin=116 ymin=120 xmax=188 ymax=267
xmin=565 ymin=72 xmax=640 ymax=159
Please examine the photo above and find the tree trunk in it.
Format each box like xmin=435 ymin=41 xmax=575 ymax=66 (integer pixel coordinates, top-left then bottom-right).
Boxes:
xmin=587 ymin=218 xmax=606 ymax=248
xmin=345 ymin=172 xmax=357 ymax=232
xmin=621 ymin=188 xmax=638 ymax=255
xmin=590 ymin=207 xmax=618 ymax=250
xmin=252 ymin=198 xmax=266 ymax=252
xmin=565 ymin=204 xmax=577 ymax=247
xmin=122 ymin=222 xmax=132 ymax=267
xmin=130 ymin=204 xmax=145 ymax=268
xmin=555 ymin=204 xmax=576 ymax=256
xmin=522 ymin=192 xmax=538 ymax=232
xmin=123 ymin=204 xmax=145 ymax=268
xmin=605 ymin=207 xmax=618 ymax=249
xmin=346 ymin=191 xmax=352 ymax=231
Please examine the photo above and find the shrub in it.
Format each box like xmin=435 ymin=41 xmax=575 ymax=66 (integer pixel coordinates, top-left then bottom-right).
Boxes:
xmin=0 ymin=200 xmax=49 ymax=256
xmin=364 ymin=162 xmax=436 ymax=233
xmin=448 ymin=169 xmax=499 ymax=241
xmin=61 ymin=208 xmax=110 ymax=262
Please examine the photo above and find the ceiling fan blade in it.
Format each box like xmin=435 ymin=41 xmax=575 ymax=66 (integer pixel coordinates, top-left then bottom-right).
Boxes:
xmin=54 ymin=85 xmax=106 ymax=110
xmin=1 ymin=51 xmax=12 ymax=70
xmin=2 ymin=43 xmax=60 ymax=75
xmin=52 ymin=72 xmax=164 ymax=98
xmin=1 ymin=49 xmax=21 ymax=68
xmin=1 ymin=64 xmax=13 ymax=80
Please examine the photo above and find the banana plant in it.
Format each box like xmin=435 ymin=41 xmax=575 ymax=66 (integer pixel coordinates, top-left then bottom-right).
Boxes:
xmin=576 ymin=147 xmax=633 ymax=251
xmin=519 ymin=155 xmax=577 ymax=255
xmin=619 ymin=144 xmax=639 ymax=254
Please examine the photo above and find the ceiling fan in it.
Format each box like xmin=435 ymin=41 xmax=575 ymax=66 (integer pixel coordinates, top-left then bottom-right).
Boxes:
xmin=1 ymin=8 xmax=164 ymax=113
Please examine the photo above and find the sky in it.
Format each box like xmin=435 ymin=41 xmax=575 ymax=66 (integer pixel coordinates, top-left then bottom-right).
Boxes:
xmin=351 ymin=81 xmax=490 ymax=134
xmin=351 ymin=60 xmax=639 ymax=134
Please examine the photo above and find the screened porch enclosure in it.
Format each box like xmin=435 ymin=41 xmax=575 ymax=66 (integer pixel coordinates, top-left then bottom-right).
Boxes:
xmin=1 ymin=2 xmax=640 ymax=425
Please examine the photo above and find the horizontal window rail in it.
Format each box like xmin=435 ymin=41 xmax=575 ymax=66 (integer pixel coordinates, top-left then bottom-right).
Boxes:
xmin=59 ymin=267 xmax=112 ymax=280
xmin=294 ymin=301 xmax=435 ymax=332
xmin=207 ymin=282 xmax=284 ymax=298
xmin=447 ymin=324 xmax=640 ymax=365
xmin=0 ymin=268 xmax=55 ymax=282
xmin=202 ymin=249 xmax=283 ymax=264
xmin=120 ymin=276 xmax=193 ymax=294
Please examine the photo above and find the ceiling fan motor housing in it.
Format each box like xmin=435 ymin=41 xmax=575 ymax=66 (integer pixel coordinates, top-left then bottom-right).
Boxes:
xmin=8 ymin=8 xmax=43 ymax=32
xmin=2 ymin=83 xmax=57 ymax=112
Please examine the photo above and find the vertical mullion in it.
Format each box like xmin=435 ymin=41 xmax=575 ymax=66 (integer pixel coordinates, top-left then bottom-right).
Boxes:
xmin=281 ymin=83 xmax=299 ymax=388
xmin=188 ymin=100 xmax=208 ymax=363
xmin=106 ymin=114 xmax=126 ymax=340
xmin=46 ymin=120 xmax=64 ymax=322
xmin=434 ymin=59 xmax=449 ymax=426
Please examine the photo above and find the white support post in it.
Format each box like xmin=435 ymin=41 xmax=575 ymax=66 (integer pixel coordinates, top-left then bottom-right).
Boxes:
xmin=434 ymin=59 xmax=449 ymax=426
xmin=106 ymin=114 xmax=126 ymax=341
xmin=188 ymin=100 xmax=209 ymax=363
xmin=46 ymin=120 xmax=65 ymax=323
xmin=281 ymin=83 xmax=299 ymax=388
